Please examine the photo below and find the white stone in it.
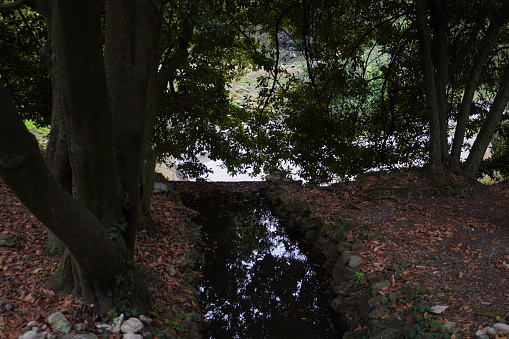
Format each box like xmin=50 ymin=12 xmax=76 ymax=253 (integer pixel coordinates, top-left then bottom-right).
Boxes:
xmin=26 ymin=321 xmax=38 ymax=328
xmin=475 ymin=330 xmax=489 ymax=339
xmin=348 ymin=255 xmax=361 ymax=267
xmin=493 ymin=323 xmax=509 ymax=332
xmin=94 ymin=322 xmax=112 ymax=331
xmin=488 ymin=327 xmax=498 ymax=335
xmin=20 ymin=330 xmax=43 ymax=339
xmin=120 ymin=317 xmax=144 ymax=334
xmin=123 ymin=334 xmax=143 ymax=339
xmin=72 ymin=335 xmax=99 ymax=339
xmin=138 ymin=314 xmax=152 ymax=325
xmin=112 ymin=313 xmax=125 ymax=332
xmin=47 ymin=311 xmax=72 ymax=333
xmin=429 ymin=305 xmax=449 ymax=314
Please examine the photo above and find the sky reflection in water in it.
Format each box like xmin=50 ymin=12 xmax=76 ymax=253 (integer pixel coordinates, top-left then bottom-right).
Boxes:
xmin=193 ymin=195 xmax=343 ymax=339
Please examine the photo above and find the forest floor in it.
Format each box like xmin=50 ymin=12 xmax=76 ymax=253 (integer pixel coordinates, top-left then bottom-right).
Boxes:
xmin=0 ymin=179 xmax=203 ymax=338
xmin=1 ymin=171 xmax=509 ymax=337
xmin=274 ymin=171 xmax=509 ymax=337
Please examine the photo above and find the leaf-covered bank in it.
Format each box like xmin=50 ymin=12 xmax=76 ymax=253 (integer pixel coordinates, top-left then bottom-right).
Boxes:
xmin=0 ymin=178 xmax=202 ymax=338
xmin=264 ymin=172 xmax=509 ymax=338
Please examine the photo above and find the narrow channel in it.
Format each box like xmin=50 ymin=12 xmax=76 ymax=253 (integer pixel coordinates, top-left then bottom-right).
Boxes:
xmin=185 ymin=191 xmax=344 ymax=338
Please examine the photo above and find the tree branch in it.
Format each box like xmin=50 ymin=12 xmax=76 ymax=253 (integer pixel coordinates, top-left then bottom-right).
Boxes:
xmin=0 ymin=0 xmax=30 ymax=11
xmin=0 ymin=80 xmax=118 ymax=286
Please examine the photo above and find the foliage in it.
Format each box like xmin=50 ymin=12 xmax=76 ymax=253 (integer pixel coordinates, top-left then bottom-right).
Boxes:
xmin=241 ymin=0 xmax=509 ymax=182
xmin=479 ymin=119 xmax=509 ymax=180
xmin=24 ymin=119 xmax=50 ymax=148
xmin=0 ymin=8 xmax=50 ymax=126
xmin=352 ymin=271 xmax=367 ymax=285
xmin=152 ymin=0 xmax=284 ymax=179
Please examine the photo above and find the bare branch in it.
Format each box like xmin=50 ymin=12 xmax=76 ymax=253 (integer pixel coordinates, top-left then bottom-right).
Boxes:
xmin=0 ymin=0 xmax=30 ymax=11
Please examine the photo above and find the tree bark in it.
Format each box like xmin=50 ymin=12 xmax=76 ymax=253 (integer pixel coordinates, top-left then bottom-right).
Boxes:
xmin=0 ymin=81 xmax=119 ymax=308
xmin=416 ymin=0 xmax=443 ymax=170
xmin=39 ymin=11 xmax=71 ymax=254
xmin=463 ymin=62 xmax=509 ymax=177
xmin=429 ymin=0 xmax=449 ymax=167
xmin=450 ymin=11 xmax=506 ymax=172
xmin=52 ymin=0 xmax=122 ymax=225
xmin=104 ymin=0 xmax=161 ymax=251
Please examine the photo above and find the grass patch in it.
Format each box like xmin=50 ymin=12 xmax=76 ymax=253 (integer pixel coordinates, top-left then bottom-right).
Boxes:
xmin=24 ymin=120 xmax=50 ymax=150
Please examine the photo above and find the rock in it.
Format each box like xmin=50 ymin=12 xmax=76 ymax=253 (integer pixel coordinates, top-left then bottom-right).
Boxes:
xmin=153 ymin=182 xmax=168 ymax=194
xmin=386 ymin=264 xmax=399 ymax=271
xmin=166 ymin=264 xmax=178 ymax=277
xmin=120 ymin=317 xmax=144 ymax=334
xmin=342 ymin=331 xmax=368 ymax=338
xmin=138 ymin=314 xmax=152 ymax=325
xmin=348 ymin=255 xmax=362 ymax=267
xmin=475 ymin=330 xmax=489 ymax=339
xmin=0 ymin=233 xmax=19 ymax=247
xmin=20 ymin=330 xmax=43 ymax=339
xmin=487 ymin=327 xmax=498 ymax=335
xmin=4 ymin=303 xmax=14 ymax=312
xmin=47 ymin=311 xmax=72 ymax=333
xmin=368 ymin=306 xmax=390 ymax=319
xmin=493 ymin=323 xmax=509 ymax=331
xmin=112 ymin=314 xmax=125 ymax=332
xmin=371 ymin=280 xmax=390 ymax=296
xmin=74 ymin=323 xmax=87 ymax=331
xmin=26 ymin=321 xmax=38 ymax=328
xmin=64 ymin=335 xmax=99 ymax=339
xmin=94 ymin=322 xmax=112 ymax=331
xmin=443 ymin=321 xmax=457 ymax=330
xmin=369 ymin=328 xmax=401 ymax=339
xmin=123 ymin=334 xmax=143 ymax=339
xmin=429 ymin=305 xmax=449 ymax=314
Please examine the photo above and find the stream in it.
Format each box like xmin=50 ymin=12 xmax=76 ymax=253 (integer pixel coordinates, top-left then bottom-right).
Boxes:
xmin=184 ymin=191 xmax=344 ymax=338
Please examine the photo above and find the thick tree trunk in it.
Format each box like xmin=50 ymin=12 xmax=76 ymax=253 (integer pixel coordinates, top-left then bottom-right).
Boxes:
xmin=44 ymin=100 xmax=70 ymax=254
xmin=40 ymin=15 xmax=71 ymax=254
xmin=3 ymin=0 xmax=195 ymax=312
xmin=0 ymin=81 xmax=120 ymax=308
xmin=53 ymin=0 xmax=122 ymax=226
xmin=416 ymin=0 xmax=443 ymax=170
xmin=104 ymin=0 xmax=161 ymax=251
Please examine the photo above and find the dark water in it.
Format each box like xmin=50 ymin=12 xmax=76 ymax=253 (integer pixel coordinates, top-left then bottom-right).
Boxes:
xmin=188 ymin=193 xmax=344 ymax=339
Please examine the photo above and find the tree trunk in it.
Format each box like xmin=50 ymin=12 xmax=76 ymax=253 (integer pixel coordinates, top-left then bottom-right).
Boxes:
xmin=104 ymin=0 xmax=162 ymax=251
xmin=449 ymin=17 xmax=502 ymax=172
xmin=463 ymin=63 xmax=509 ymax=178
xmin=2 ymin=0 xmax=194 ymax=311
xmin=0 ymin=81 xmax=121 ymax=309
xmin=40 ymin=13 xmax=71 ymax=255
xmin=416 ymin=0 xmax=443 ymax=170
xmin=429 ymin=0 xmax=449 ymax=167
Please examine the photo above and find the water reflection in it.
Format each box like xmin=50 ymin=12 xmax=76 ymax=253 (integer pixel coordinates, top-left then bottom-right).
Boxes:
xmin=189 ymin=194 xmax=343 ymax=339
